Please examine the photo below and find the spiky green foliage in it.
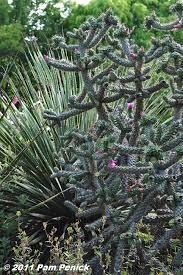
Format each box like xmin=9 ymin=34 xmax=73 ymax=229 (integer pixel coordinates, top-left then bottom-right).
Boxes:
xmin=0 ymin=47 xmax=96 ymax=253
xmin=44 ymin=2 xmax=183 ymax=274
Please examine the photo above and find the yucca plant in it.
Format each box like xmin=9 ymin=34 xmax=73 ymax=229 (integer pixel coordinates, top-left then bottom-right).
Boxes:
xmin=0 ymin=46 xmax=96 ymax=254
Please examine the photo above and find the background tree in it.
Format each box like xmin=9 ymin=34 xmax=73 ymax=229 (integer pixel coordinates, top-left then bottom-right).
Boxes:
xmin=0 ymin=0 xmax=181 ymax=64
xmin=63 ymin=0 xmax=182 ymax=47
xmin=0 ymin=0 xmax=23 ymax=59
xmin=12 ymin=0 xmax=31 ymax=25
xmin=0 ymin=0 xmax=11 ymax=24
xmin=0 ymin=0 xmax=72 ymax=84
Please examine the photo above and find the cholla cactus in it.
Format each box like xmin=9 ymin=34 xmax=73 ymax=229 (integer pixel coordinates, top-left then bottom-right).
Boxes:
xmin=44 ymin=2 xmax=183 ymax=274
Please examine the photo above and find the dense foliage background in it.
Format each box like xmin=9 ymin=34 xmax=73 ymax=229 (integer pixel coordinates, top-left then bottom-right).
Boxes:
xmin=0 ymin=0 xmax=181 ymax=95
xmin=0 ymin=0 xmax=181 ymax=61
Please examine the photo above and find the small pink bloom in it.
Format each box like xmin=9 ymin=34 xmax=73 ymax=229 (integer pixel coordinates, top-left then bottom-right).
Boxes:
xmin=74 ymin=49 xmax=80 ymax=54
xmin=174 ymin=20 xmax=182 ymax=29
xmin=174 ymin=24 xmax=182 ymax=29
xmin=12 ymin=96 xmax=19 ymax=105
xmin=44 ymin=55 xmax=49 ymax=61
xmin=108 ymin=159 xmax=117 ymax=169
xmin=130 ymin=52 xmax=137 ymax=60
xmin=112 ymin=147 xmax=117 ymax=153
xmin=124 ymin=26 xmax=129 ymax=33
xmin=127 ymin=187 xmax=132 ymax=193
xmin=127 ymin=102 xmax=135 ymax=110
xmin=140 ymin=111 xmax=145 ymax=117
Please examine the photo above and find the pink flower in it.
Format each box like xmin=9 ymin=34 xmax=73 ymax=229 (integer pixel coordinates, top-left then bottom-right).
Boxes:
xmin=127 ymin=187 xmax=132 ymax=193
xmin=124 ymin=26 xmax=129 ymax=33
xmin=174 ymin=24 xmax=182 ymax=29
xmin=44 ymin=55 xmax=49 ymax=61
xmin=127 ymin=102 xmax=135 ymax=110
xmin=12 ymin=96 xmax=19 ymax=106
xmin=108 ymin=159 xmax=117 ymax=169
xmin=74 ymin=49 xmax=80 ymax=54
xmin=130 ymin=52 xmax=137 ymax=60
xmin=112 ymin=147 xmax=117 ymax=153
xmin=96 ymin=149 xmax=103 ymax=154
